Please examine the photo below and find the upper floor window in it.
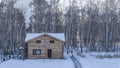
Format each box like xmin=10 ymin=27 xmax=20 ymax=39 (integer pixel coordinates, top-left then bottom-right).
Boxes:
xmin=50 ymin=40 xmax=54 ymax=43
xmin=36 ymin=40 xmax=41 ymax=43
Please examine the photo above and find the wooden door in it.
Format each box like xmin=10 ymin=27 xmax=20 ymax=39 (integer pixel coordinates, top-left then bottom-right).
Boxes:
xmin=47 ymin=49 xmax=52 ymax=58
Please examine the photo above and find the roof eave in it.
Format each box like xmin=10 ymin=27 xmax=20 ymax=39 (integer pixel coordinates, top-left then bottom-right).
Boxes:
xmin=25 ymin=33 xmax=65 ymax=43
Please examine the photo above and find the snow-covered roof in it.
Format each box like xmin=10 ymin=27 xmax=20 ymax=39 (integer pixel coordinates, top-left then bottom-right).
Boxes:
xmin=25 ymin=33 xmax=65 ymax=42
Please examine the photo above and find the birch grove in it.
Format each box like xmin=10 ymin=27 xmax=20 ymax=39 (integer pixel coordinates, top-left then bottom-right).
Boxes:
xmin=0 ymin=0 xmax=120 ymax=62
xmin=0 ymin=0 xmax=26 ymax=62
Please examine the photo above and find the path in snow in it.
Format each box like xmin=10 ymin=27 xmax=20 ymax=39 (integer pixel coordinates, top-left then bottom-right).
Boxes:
xmin=71 ymin=55 xmax=82 ymax=68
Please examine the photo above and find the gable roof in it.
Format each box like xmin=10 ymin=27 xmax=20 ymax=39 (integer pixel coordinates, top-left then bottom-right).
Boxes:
xmin=25 ymin=33 xmax=65 ymax=42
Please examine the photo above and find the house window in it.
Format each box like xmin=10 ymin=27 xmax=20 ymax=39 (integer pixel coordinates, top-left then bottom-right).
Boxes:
xmin=33 ymin=49 xmax=41 ymax=55
xmin=50 ymin=40 xmax=54 ymax=43
xmin=36 ymin=40 xmax=41 ymax=43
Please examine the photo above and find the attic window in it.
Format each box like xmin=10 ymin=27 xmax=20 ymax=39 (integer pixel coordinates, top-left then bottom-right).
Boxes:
xmin=50 ymin=40 xmax=54 ymax=43
xmin=36 ymin=40 xmax=41 ymax=43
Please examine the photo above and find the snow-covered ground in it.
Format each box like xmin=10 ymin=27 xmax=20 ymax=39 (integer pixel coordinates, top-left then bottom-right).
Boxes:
xmin=90 ymin=52 xmax=120 ymax=56
xmin=75 ymin=53 xmax=120 ymax=68
xmin=1 ymin=52 xmax=120 ymax=68
xmin=0 ymin=55 xmax=74 ymax=68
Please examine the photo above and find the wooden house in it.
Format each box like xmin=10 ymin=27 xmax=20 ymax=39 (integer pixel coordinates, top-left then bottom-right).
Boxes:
xmin=25 ymin=33 xmax=65 ymax=59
